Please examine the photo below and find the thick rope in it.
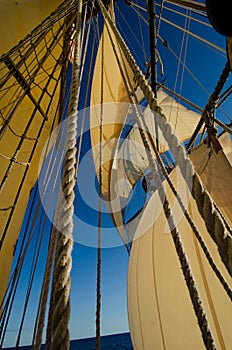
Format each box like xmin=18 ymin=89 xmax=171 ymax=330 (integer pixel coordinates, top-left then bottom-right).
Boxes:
xmin=99 ymin=1 xmax=232 ymax=278
xmin=45 ymin=2 xmax=82 ymax=349
xmin=103 ymin=14 xmax=217 ymax=349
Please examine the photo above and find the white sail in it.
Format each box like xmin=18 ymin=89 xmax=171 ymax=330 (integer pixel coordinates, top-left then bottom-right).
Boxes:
xmin=117 ymin=90 xmax=202 ymax=185
xmin=128 ymin=167 xmax=232 ymax=350
xmin=190 ymin=133 xmax=232 ymax=227
xmin=111 ymin=91 xmax=203 ymax=241
xmin=90 ymin=6 xmax=136 ymax=242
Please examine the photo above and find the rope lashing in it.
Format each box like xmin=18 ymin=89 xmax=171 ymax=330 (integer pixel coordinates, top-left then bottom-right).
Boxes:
xmin=186 ymin=60 xmax=231 ymax=151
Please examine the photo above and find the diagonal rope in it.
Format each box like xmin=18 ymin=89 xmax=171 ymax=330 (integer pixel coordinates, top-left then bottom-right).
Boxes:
xmin=15 ymin=211 xmax=48 ymax=350
xmin=32 ymin=222 xmax=58 ymax=350
xmin=103 ymin=10 xmax=217 ymax=349
xmin=99 ymin=1 xmax=232 ymax=279
xmin=186 ymin=61 xmax=231 ymax=150
xmin=106 ymin=19 xmax=217 ymax=350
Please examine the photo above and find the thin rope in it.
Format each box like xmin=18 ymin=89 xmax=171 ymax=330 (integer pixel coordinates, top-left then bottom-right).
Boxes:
xmin=156 ymin=0 xmax=164 ymax=33
xmin=0 ymin=192 xmax=42 ymax=347
xmin=130 ymin=3 xmax=225 ymax=56
xmin=0 ymin=42 xmax=65 ymax=253
xmin=132 ymin=0 xmax=206 ymax=14
xmin=96 ymin=16 xmax=104 ymax=350
xmin=0 ymin=0 xmax=83 ymax=61
xmin=32 ymin=224 xmax=58 ymax=350
xmin=115 ymin=5 xmax=145 ymax=69
xmin=160 ymin=15 xmax=226 ymax=55
xmin=15 ymin=211 xmax=47 ymax=350
xmin=156 ymin=2 xmax=210 ymax=28
xmin=165 ymin=0 xmax=206 ymax=13
xmin=33 ymin=18 xmax=81 ymax=350
xmin=174 ymin=7 xmax=190 ymax=131
xmin=136 ymin=0 xmax=147 ymax=65
xmin=76 ymin=7 xmax=96 ymax=174
xmin=186 ymin=61 xmax=231 ymax=150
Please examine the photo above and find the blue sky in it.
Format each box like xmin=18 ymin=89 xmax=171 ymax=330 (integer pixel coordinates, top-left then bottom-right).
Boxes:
xmin=2 ymin=1 xmax=232 ymax=348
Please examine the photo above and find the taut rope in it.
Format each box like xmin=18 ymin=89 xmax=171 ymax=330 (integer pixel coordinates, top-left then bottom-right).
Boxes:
xmin=103 ymin=13 xmax=217 ymax=349
xmin=96 ymin=21 xmax=104 ymax=350
xmin=99 ymin=1 xmax=232 ymax=279
xmin=45 ymin=1 xmax=82 ymax=349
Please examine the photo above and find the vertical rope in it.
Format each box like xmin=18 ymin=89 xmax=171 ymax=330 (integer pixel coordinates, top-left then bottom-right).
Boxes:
xmin=45 ymin=1 xmax=82 ymax=349
xmin=147 ymin=0 xmax=157 ymax=96
xmin=96 ymin=20 xmax=104 ymax=350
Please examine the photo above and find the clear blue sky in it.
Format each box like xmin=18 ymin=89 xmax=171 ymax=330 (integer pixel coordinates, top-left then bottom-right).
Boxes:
xmin=3 ymin=1 xmax=231 ymax=348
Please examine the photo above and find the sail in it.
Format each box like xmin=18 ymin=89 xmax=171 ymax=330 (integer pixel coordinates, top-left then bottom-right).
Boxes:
xmin=0 ymin=0 xmax=63 ymax=53
xmin=116 ymin=90 xmax=202 ymax=187
xmin=190 ymin=133 xmax=232 ymax=227
xmin=90 ymin=7 xmax=135 ymax=241
xmin=0 ymin=4 xmax=74 ymax=308
xmin=110 ymin=91 xmax=203 ymax=241
xmin=128 ymin=167 xmax=232 ymax=350
xmin=1 ymin=1 xmax=232 ymax=349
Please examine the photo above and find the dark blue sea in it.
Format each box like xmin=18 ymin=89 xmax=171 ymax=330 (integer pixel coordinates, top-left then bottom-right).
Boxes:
xmin=5 ymin=332 xmax=134 ymax=349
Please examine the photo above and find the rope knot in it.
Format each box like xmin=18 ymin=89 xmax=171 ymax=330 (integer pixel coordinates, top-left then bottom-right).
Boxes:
xmin=207 ymin=125 xmax=217 ymax=136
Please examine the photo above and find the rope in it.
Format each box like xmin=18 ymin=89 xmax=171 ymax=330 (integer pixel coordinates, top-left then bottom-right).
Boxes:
xmin=102 ymin=10 xmax=217 ymax=349
xmin=0 ymin=42 xmax=65 ymax=252
xmin=45 ymin=2 xmax=82 ymax=349
xmin=96 ymin=17 xmax=104 ymax=350
xmin=186 ymin=61 xmax=231 ymax=150
xmin=15 ymin=212 xmax=47 ymax=350
xmin=99 ymin=1 xmax=232 ymax=278
xmin=0 ymin=0 xmax=82 ymax=61
xmin=0 ymin=192 xmax=42 ymax=347
xmin=32 ymin=224 xmax=58 ymax=350
xmin=165 ymin=0 xmax=206 ymax=13
xmin=145 ymin=132 xmax=232 ymax=301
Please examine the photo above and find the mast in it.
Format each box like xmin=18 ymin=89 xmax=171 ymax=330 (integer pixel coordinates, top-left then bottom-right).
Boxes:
xmin=165 ymin=0 xmax=206 ymax=12
xmin=0 ymin=1 xmax=232 ymax=349
xmin=147 ymin=0 xmax=157 ymax=97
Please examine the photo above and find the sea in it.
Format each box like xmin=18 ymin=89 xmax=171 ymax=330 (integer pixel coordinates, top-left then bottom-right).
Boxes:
xmin=4 ymin=332 xmax=134 ymax=350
